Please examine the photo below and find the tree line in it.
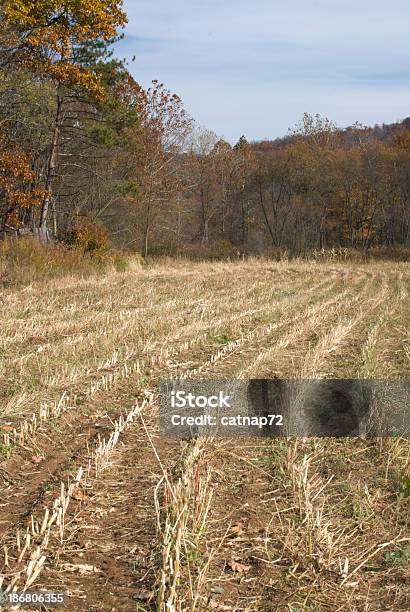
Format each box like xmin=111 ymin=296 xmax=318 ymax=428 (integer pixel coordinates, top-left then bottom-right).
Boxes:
xmin=1 ymin=1 xmax=409 ymax=258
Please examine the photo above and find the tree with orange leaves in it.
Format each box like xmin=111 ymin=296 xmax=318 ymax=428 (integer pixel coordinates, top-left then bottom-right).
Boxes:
xmin=0 ymin=131 xmax=48 ymax=232
xmin=1 ymin=0 xmax=127 ymax=240
xmin=120 ymin=80 xmax=193 ymax=257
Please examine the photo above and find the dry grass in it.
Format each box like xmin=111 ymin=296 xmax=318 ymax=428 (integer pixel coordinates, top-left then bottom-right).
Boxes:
xmin=0 ymin=236 xmax=132 ymax=288
xmin=0 ymin=258 xmax=408 ymax=610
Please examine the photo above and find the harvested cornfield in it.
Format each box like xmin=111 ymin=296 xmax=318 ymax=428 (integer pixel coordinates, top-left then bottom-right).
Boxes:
xmin=0 ymin=259 xmax=409 ymax=611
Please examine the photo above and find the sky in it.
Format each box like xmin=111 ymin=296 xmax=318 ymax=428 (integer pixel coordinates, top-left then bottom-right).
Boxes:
xmin=117 ymin=0 xmax=410 ymax=143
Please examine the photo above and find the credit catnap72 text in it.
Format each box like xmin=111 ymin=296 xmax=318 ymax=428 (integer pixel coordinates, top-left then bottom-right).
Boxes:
xmin=170 ymin=414 xmax=284 ymax=428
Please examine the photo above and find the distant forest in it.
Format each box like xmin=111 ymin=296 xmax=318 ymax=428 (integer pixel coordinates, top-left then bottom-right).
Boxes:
xmin=1 ymin=1 xmax=409 ymax=258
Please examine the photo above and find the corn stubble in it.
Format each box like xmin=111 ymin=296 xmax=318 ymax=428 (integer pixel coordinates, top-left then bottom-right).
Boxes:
xmin=0 ymin=259 xmax=408 ymax=610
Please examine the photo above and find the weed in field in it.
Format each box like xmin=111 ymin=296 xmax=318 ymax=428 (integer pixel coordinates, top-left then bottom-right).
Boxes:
xmin=288 ymin=605 xmax=320 ymax=612
xmin=398 ymin=475 xmax=410 ymax=501
xmin=349 ymin=498 xmax=374 ymax=528
xmin=384 ymin=546 xmax=410 ymax=566
xmin=39 ymin=481 xmax=53 ymax=494
xmin=139 ymin=375 xmax=151 ymax=388
xmin=263 ymin=441 xmax=288 ymax=482
xmin=0 ymin=443 xmax=11 ymax=460
xmin=207 ymin=332 xmax=234 ymax=345
xmin=273 ymin=288 xmax=296 ymax=298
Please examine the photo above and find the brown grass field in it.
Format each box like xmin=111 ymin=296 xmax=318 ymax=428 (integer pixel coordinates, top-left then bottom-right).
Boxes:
xmin=0 ymin=259 xmax=409 ymax=611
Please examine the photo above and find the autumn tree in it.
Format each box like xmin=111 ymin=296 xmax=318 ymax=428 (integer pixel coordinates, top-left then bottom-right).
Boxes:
xmin=120 ymin=80 xmax=193 ymax=256
xmin=389 ymin=132 xmax=410 ymax=245
xmin=1 ymin=0 xmax=127 ymax=239
xmin=210 ymin=138 xmax=235 ymax=238
xmin=0 ymin=132 xmax=47 ymax=232
xmin=252 ymin=144 xmax=293 ymax=250
xmin=289 ymin=112 xmax=338 ymax=147
xmin=184 ymin=127 xmax=220 ymax=245
xmin=231 ymin=135 xmax=255 ymax=246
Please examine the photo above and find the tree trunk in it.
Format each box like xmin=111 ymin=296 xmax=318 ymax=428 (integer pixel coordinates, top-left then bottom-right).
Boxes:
xmin=258 ymin=179 xmax=275 ymax=245
xmin=144 ymin=226 xmax=149 ymax=258
xmin=39 ymin=90 xmax=63 ymax=241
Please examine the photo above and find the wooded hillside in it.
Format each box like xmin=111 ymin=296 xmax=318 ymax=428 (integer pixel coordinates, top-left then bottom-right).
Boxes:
xmin=1 ymin=1 xmax=409 ymax=258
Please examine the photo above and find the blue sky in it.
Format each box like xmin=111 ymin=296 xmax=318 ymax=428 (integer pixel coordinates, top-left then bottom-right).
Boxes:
xmin=117 ymin=0 xmax=410 ymax=143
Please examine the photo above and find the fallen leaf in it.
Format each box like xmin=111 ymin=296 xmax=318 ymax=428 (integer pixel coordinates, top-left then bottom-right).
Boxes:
xmin=229 ymin=524 xmax=244 ymax=537
xmin=226 ymin=560 xmax=251 ymax=573
xmin=31 ymin=455 xmax=44 ymax=464
xmin=71 ymin=486 xmax=86 ymax=501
